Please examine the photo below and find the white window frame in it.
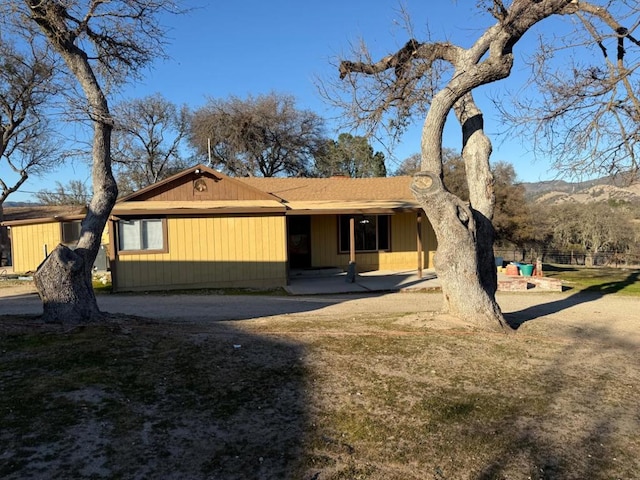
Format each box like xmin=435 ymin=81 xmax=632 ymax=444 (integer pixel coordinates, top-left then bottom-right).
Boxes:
xmin=117 ymin=218 xmax=167 ymax=253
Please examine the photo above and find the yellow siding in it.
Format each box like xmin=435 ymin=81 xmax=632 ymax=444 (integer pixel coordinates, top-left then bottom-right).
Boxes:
xmin=115 ymin=215 xmax=287 ymax=291
xmin=10 ymin=222 xmax=110 ymax=274
xmin=310 ymin=215 xmax=337 ymax=267
xmin=100 ymin=225 xmax=109 ymax=244
xmin=309 ymin=212 xmax=437 ymax=271
xmin=10 ymin=222 xmax=61 ymax=273
xmin=424 ymin=217 xmax=437 ymax=268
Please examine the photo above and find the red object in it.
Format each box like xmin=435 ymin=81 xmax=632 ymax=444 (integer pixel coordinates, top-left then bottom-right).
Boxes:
xmin=505 ymin=264 xmax=519 ymax=276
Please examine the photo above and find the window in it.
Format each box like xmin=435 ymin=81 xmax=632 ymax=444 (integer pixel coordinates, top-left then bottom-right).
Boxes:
xmin=118 ymin=219 xmax=166 ymax=252
xmin=339 ymin=215 xmax=390 ymax=253
xmin=61 ymin=221 xmax=82 ymax=245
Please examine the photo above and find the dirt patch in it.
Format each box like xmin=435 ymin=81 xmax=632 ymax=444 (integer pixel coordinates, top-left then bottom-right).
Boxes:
xmin=0 ymin=282 xmax=37 ymax=298
xmin=1 ymin=292 xmax=639 ymax=479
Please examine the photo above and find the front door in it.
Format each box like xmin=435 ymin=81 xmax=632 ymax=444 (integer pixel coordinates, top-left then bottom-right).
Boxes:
xmin=287 ymin=216 xmax=311 ymax=269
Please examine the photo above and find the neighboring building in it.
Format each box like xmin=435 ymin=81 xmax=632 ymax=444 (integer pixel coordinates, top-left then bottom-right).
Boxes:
xmin=3 ymin=164 xmax=437 ymax=291
xmin=1 ymin=206 xmax=109 ymax=273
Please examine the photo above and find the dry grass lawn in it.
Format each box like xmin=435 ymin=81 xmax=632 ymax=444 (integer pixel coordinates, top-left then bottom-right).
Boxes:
xmin=1 ymin=291 xmax=639 ymax=479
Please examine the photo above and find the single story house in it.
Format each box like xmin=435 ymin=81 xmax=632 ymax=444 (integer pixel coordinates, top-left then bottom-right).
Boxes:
xmin=3 ymin=164 xmax=437 ymax=291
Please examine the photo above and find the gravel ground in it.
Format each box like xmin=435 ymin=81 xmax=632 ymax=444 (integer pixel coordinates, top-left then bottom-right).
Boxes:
xmin=1 ymin=284 xmax=638 ymax=479
xmin=1 ymin=284 xmax=638 ymax=342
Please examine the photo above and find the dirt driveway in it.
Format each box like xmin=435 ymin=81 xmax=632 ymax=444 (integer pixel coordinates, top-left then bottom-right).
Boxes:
xmin=1 ymin=284 xmax=638 ymax=341
xmin=2 ymin=284 xmax=639 ymax=479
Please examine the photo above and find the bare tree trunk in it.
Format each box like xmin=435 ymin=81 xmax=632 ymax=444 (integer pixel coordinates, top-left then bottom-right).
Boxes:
xmin=33 ymin=107 xmax=117 ymax=324
xmin=455 ymin=94 xmax=500 ymax=301
xmin=29 ymin=4 xmax=118 ymax=324
xmin=412 ymin=172 xmax=507 ymax=331
xmin=415 ymin=87 xmax=511 ymax=331
xmin=0 ymin=205 xmax=6 ymax=266
xmin=33 ymin=245 xmax=102 ymax=323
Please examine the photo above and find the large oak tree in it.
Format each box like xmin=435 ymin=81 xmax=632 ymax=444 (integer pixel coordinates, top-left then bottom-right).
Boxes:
xmin=335 ymin=0 xmax=639 ymax=331
xmin=189 ymin=92 xmax=325 ymax=177
xmin=112 ymin=93 xmax=190 ymax=196
xmin=2 ymin=0 xmax=182 ymax=323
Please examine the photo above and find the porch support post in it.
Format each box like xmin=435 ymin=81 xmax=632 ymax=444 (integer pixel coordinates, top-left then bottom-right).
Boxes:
xmin=346 ymin=216 xmax=356 ymax=283
xmin=416 ymin=210 xmax=423 ymax=279
xmin=108 ymin=218 xmax=118 ymax=292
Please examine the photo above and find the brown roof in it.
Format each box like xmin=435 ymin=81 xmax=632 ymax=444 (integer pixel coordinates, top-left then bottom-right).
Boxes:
xmin=2 ymin=171 xmax=420 ymax=225
xmin=2 ymin=206 xmax=87 ymax=225
xmin=238 ymin=176 xmax=415 ymax=202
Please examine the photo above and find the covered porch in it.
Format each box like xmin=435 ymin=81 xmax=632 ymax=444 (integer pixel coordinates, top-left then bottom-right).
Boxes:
xmin=285 ymin=207 xmax=437 ymax=282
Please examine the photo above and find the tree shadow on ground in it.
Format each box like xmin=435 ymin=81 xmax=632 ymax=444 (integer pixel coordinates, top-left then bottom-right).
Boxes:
xmin=475 ymin=325 xmax=640 ymax=479
xmin=541 ymin=264 xmax=579 ymax=273
xmin=0 ymin=289 xmax=401 ymax=321
xmin=505 ymin=270 xmax=639 ymax=329
xmin=0 ymin=316 xmax=309 ymax=479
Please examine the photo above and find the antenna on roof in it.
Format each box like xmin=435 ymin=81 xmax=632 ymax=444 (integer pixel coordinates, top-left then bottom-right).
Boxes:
xmin=207 ymin=138 xmax=212 ymax=167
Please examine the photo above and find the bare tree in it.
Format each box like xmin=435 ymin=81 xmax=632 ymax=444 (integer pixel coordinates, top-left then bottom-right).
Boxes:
xmin=112 ymin=93 xmax=190 ymax=195
xmin=392 ymin=153 xmax=421 ymax=177
xmin=332 ymin=1 xmax=639 ymax=330
xmin=35 ymin=180 xmax=91 ymax=206
xmin=2 ymin=0 xmax=182 ymax=323
xmin=0 ymin=34 xmax=60 ymax=216
xmin=189 ymin=92 xmax=326 ymax=177
xmin=0 ymin=33 xmax=62 ymax=268
xmin=498 ymin=3 xmax=640 ymax=181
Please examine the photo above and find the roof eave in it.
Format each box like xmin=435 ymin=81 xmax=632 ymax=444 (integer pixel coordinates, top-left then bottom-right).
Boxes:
xmin=1 ymin=214 xmax=86 ymax=227
xmin=112 ymin=206 xmax=287 ymax=217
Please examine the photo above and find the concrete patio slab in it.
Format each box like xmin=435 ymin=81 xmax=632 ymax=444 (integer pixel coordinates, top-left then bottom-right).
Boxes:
xmin=285 ymin=269 xmax=441 ymax=295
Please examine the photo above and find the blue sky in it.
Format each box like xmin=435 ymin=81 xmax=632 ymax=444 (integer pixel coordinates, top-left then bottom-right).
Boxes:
xmin=11 ymin=0 xmax=577 ymax=202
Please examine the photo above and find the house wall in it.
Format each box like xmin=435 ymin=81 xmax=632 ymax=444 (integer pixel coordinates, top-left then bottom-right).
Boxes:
xmin=309 ymin=212 xmax=437 ymax=271
xmin=10 ymin=222 xmax=61 ymax=273
xmin=113 ymin=215 xmax=287 ymax=292
xmin=8 ymin=221 xmax=110 ymax=273
xmin=101 ymin=228 xmax=109 ymax=245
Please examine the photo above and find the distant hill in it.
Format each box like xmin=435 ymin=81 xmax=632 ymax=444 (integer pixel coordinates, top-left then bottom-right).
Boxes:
xmin=2 ymin=201 xmax=41 ymax=207
xmin=522 ymin=176 xmax=640 ymax=205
